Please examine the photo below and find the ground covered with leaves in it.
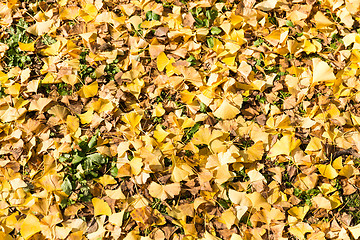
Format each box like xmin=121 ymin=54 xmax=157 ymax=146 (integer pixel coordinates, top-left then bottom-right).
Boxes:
xmin=2 ymin=0 xmax=360 ymax=239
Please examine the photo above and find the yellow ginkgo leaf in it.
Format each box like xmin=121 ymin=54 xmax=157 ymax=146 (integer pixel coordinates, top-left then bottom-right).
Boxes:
xmin=317 ymin=164 xmax=338 ymax=179
xmin=157 ymin=52 xmax=169 ymax=72
xmin=338 ymin=165 xmax=354 ymax=178
xmin=149 ymin=43 xmax=165 ymax=59
xmin=311 ymin=196 xmax=332 ymax=210
xmin=105 ymin=187 xmax=126 ymax=200
xmin=66 ymin=115 xmax=79 ymax=133
xmin=312 ymin=58 xmax=336 ymax=85
xmin=79 ymin=4 xmax=98 ymax=22
xmin=0 ymin=70 xmax=8 ymax=84
xmin=19 ymin=41 xmax=35 ymax=51
xmin=122 ymin=111 xmax=142 ymax=131
xmin=92 ymin=198 xmax=112 ymax=216
xmin=268 ymin=135 xmax=301 ymax=158
xmin=153 ymin=124 xmax=169 ymax=142
xmin=218 ymin=209 xmax=236 ymax=229
xmin=289 ymin=222 xmax=313 ymax=240
xmin=305 ymin=137 xmax=323 ymax=152
xmin=96 ymin=175 xmax=117 ymax=186
xmin=148 ymin=182 xmax=181 ymax=201
xmin=21 ymin=214 xmax=41 ymax=240
xmin=109 ymin=211 xmax=125 ymax=226
xmin=313 ymin=11 xmax=334 ymax=28
xmin=247 ymin=192 xmax=271 ymax=211
xmin=288 ymin=206 xmax=309 ymax=220
xmin=129 ymin=157 xmax=143 ymax=175
xmin=92 ymin=98 xmax=114 ymax=113
xmin=59 ymin=6 xmax=79 ymax=20
xmin=77 ymin=81 xmax=98 ymax=98
xmin=27 ymin=20 xmax=53 ymax=36
xmin=152 ymin=103 xmax=165 ymax=117
xmin=78 ymin=109 xmax=94 ymax=124
xmin=213 ymin=99 xmax=240 ymax=120
xmin=6 ymin=83 xmax=21 ymax=97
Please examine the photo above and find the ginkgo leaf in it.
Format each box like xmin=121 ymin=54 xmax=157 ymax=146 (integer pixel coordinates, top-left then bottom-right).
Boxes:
xmin=27 ymin=20 xmax=54 ymax=36
xmin=19 ymin=41 xmax=35 ymax=51
xmin=288 ymin=206 xmax=309 ymax=220
xmin=153 ymin=124 xmax=169 ymax=142
xmin=268 ymin=135 xmax=301 ymax=158
xmin=109 ymin=211 xmax=125 ymax=226
xmin=289 ymin=222 xmax=313 ymax=240
xmin=148 ymin=182 xmax=180 ymax=201
xmin=78 ymin=109 xmax=94 ymax=124
xmin=96 ymin=175 xmax=117 ymax=186
xmin=152 ymin=103 xmax=165 ymax=117
xmin=92 ymin=198 xmax=112 ymax=216
xmin=28 ymin=98 xmax=52 ymax=112
xmin=213 ymin=99 xmax=240 ymax=120
xmin=66 ymin=115 xmax=79 ymax=133
xmin=317 ymin=164 xmax=338 ymax=179
xmin=348 ymin=224 xmax=360 ymax=239
xmin=77 ymin=81 xmax=98 ymax=98
xmin=157 ymin=52 xmax=170 ymax=71
xmin=21 ymin=214 xmax=41 ymax=240
xmin=255 ymin=0 xmax=278 ymax=11
xmin=79 ymin=4 xmax=98 ymax=22
xmin=312 ymin=58 xmax=336 ymax=84
xmin=122 ymin=111 xmax=142 ymax=133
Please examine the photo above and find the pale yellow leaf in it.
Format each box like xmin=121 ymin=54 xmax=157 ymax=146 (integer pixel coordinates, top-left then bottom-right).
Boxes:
xmin=213 ymin=99 xmax=240 ymax=120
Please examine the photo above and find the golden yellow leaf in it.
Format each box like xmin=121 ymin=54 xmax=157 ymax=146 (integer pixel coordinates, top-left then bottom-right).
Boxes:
xmin=317 ymin=164 xmax=338 ymax=179
xmin=92 ymin=198 xmax=112 ymax=216
xmin=268 ymin=135 xmax=301 ymax=158
xmin=288 ymin=206 xmax=309 ymax=220
xmin=97 ymin=175 xmax=117 ymax=186
xmin=153 ymin=124 xmax=169 ymax=142
xmin=129 ymin=157 xmax=143 ymax=175
xmin=157 ymin=52 xmax=169 ymax=72
xmin=106 ymin=187 xmax=126 ymax=200
xmin=254 ymin=0 xmax=278 ymax=11
xmin=0 ymin=70 xmax=8 ymax=84
xmin=339 ymin=165 xmax=354 ymax=178
xmin=247 ymin=192 xmax=271 ymax=211
xmin=77 ymin=81 xmax=98 ymax=98
xmin=6 ymin=83 xmax=21 ymax=97
xmin=59 ymin=6 xmax=79 ymax=20
xmin=313 ymin=11 xmax=334 ymax=28
xmin=79 ymin=4 xmax=98 ymax=22
xmin=78 ymin=109 xmax=94 ymax=125
xmin=218 ymin=209 xmax=236 ymax=229
xmin=92 ymin=98 xmax=114 ymax=113
xmin=289 ymin=222 xmax=313 ymax=240
xmin=28 ymin=97 xmax=52 ymax=112
xmin=152 ymin=103 xmax=165 ymax=117
xmin=21 ymin=214 xmax=41 ymax=240
xmin=18 ymin=41 xmax=35 ymax=51
xmin=122 ymin=111 xmax=142 ymax=131
xmin=66 ymin=115 xmax=79 ymax=133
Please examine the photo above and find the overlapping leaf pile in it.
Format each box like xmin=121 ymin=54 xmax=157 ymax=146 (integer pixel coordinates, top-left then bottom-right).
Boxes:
xmin=1 ymin=0 xmax=360 ymax=239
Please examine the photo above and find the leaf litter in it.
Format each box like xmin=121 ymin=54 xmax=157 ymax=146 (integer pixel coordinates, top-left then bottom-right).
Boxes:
xmin=1 ymin=0 xmax=360 ymax=239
